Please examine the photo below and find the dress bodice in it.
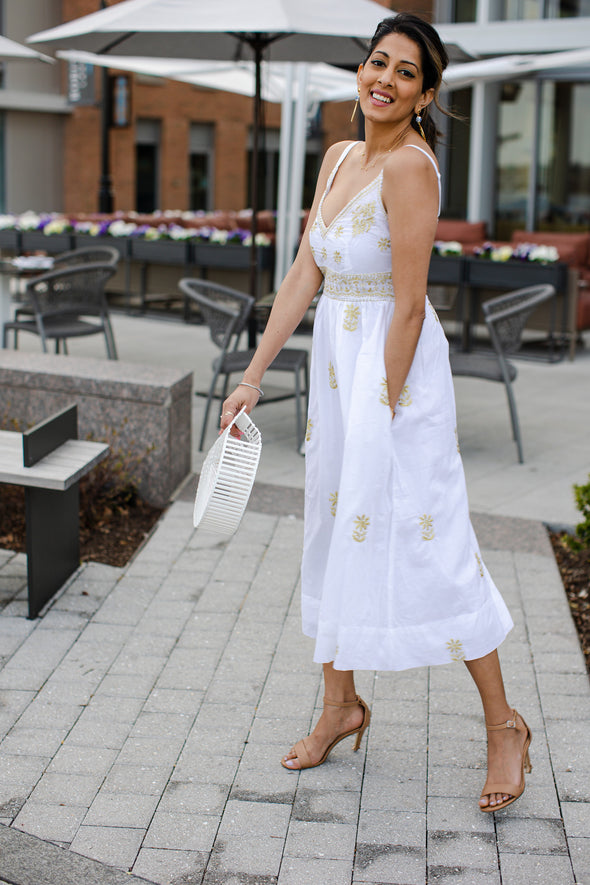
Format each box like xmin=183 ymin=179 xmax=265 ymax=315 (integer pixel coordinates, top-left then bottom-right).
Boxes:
xmin=309 ymin=141 xmax=441 ymax=301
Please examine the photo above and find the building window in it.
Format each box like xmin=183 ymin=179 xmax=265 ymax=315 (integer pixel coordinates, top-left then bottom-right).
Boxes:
xmin=135 ymin=119 xmax=160 ymax=213
xmin=189 ymin=123 xmax=214 ymax=211
xmin=502 ymin=0 xmax=589 ymax=17
xmin=247 ymin=128 xmax=280 ymax=211
xmin=537 ymin=81 xmax=590 ymax=231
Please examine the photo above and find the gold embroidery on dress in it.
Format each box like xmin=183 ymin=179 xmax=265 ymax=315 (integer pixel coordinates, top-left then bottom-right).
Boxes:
xmin=380 ymin=378 xmax=389 ymax=406
xmin=475 ymin=552 xmax=484 ymax=577
xmin=329 ymin=491 xmax=338 ymax=517
xmin=320 ymin=246 xmax=328 ymax=262
xmin=419 ymin=514 xmax=435 ymax=541
xmin=305 ymin=419 xmax=313 ymax=442
xmin=323 ymin=270 xmax=394 ymax=302
xmin=446 ymin=639 xmax=466 ymax=662
xmin=352 ymin=514 xmax=370 ymax=542
xmin=351 ymin=201 xmax=376 ymax=237
xmin=333 ymin=251 xmax=343 ymax=265
xmin=333 ymin=224 xmax=344 ymax=238
xmin=343 ymin=304 xmax=360 ymax=331
xmin=378 ymin=237 xmax=390 ymax=251
xmin=328 ymin=362 xmax=338 ymax=389
xmin=398 ymin=385 xmax=412 ymax=407
xmin=455 ymin=427 xmax=460 ymax=453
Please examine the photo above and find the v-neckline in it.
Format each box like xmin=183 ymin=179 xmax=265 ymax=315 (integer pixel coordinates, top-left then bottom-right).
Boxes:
xmin=317 ymin=170 xmax=383 ymax=235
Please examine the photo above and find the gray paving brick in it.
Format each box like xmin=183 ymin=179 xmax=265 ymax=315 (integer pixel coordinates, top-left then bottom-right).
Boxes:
xmin=208 ymin=833 xmax=284 ymax=877
xmin=292 ymin=788 xmax=360 ymax=825
xmin=218 ymin=799 xmax=291 ymax=837
xmin=144 ymin=811 xmax=218 ymax=851
xmin=143 ymin=687 xmax=204 ymax=715
xmin=84 ymin=792 xmax=160 ymax=828
xmin=159 ymin=780 xmax=230 ymax=815
xmin=428 ymin=831 xmax=497 ymax=869
xmin=69 ymin=824 xmax=146 ymax=870
xmin=100 ymin=764 xmax=172 ymax=796
xmin=427 ymin=867 xmax=501 ymax=884
xmin=427 ymin=797 xmax=495 ymax=835
xmin=29 ymin=771 xmax=104 ymax=807
xmin=354 ymin=841 xmax=425 ymax=884
xmin=496 ymin=815 xmax=568 ymax=855
xmin=569 ymin=836 xmax=590 ymax=885
xmin=132 ymin=847 xmax=207 ymax=885
xmin=173 ymin=754 xmax=239 ymax=786
xmin=561 ymin=801 xmax=590 ymax=839
xmin=47 ymin=745 xmax=118 ymax=777
xmin=278 ymin=856 xmax=353 ymax=885
xmin=499 ymin=853 xmax=576 ymax=884
xmin=285 ymin=819 xmax=356 ymax=860
xmin=14 ymin=802 xmax=87 ymax=842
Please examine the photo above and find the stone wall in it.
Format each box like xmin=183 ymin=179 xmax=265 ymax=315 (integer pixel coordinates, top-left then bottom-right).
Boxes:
xmin=0 ymin=352 xmax=192 ymax=508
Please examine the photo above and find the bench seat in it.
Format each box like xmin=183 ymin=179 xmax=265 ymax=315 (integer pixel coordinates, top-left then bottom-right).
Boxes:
xmin=0 ymin=432 xmax=108 ymax=491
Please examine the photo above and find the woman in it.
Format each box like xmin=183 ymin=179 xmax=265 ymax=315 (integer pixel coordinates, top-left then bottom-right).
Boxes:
xmin=220 ymin=13 xmax=531 ymax=812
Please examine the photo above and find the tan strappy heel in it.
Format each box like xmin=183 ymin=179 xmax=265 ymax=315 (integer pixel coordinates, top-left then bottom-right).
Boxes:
xmin=480 ymin=708 xmax=532 ymax=812
xmin=281 ymin=695 xmax=371 ymax=770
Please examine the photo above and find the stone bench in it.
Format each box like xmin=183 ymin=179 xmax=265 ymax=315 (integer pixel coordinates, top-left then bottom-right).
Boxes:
xmin=0 ymin=405 xmax=109 ymax=618
xmin=0 ymin=351 xmax=192 ymax=508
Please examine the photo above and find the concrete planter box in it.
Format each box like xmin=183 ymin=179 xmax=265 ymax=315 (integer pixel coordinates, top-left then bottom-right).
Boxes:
xmin=465 ymin=257 xmax=568 ymax=290
xmin=130 ymin=238 xmax=190 ymax=265
xmin=74 ymin=234 xmax=130 ymax=258
xmin=428 ymin=255 xmax=464 ymax=285
xmin=191 ymin=242 xmax=274 ymax=270
xmin=0 ymin=351 xmax=192 ymax=508
xmin=0 ymin=229 xmax=21 ymax=252
xmin=20 ymin=232 xmax=75 ymax=254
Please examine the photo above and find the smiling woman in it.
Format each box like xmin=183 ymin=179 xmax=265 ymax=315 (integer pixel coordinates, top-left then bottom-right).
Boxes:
xmin=218 ymin=12 xmax=533 ymax=819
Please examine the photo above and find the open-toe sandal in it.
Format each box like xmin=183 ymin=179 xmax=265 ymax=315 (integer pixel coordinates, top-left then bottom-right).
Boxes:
xmin=480 ymin=708 xmax=532 ymax=812
xmin=281 ymin=694 xmax=371 ymax=771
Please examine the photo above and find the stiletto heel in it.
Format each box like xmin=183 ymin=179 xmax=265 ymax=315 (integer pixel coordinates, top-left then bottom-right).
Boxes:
xmin=281 ymin=695 xmax=371 ymax=770
xmin=480 ymin=708 xmax=532 ymax=812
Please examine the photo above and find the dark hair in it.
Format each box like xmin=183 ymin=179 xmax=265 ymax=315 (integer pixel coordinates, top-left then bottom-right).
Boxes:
xmin=363 ymin=13 xmax=449 ymax=151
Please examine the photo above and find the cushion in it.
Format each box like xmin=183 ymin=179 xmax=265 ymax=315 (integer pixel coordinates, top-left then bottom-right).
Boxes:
xmin=436 ymin=219 xmax=487 ymax=244
xmin=510 ymin=231 xmax=590 ymax=269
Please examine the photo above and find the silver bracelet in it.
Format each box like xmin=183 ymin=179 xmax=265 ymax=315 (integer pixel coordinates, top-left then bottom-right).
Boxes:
xmin=238 ymin=381 xmax=264 ymax=397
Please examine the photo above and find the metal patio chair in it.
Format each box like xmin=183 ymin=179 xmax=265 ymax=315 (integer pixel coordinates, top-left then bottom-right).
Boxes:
xmin=179 ymin=278 xmax=309 ymax=452
xmin=450 ymin=284 xmax=556 ymax=463
xmin=3 ymin=261 xmax=118 ymax=359
xmin=52 ymin=245 xmax=120 ymax=269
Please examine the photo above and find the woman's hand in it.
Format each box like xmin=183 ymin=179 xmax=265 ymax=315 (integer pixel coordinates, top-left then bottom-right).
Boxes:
xmin=219 ymin=384 xmax=261 ymax=436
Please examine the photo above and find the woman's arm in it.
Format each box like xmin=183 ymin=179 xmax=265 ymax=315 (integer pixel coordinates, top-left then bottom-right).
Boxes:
xmin=219 ymin=141 xmax=353 ymax=429
xmin=381 ymin=148 xmax=439 ymax=417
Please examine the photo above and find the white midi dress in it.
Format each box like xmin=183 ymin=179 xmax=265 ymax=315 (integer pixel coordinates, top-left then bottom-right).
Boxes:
xmin=301 ymin=142 xmax=513 ymax=672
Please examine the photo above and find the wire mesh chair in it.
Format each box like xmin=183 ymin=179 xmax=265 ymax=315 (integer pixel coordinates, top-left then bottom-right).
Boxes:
xmin=450 ymin=284 xmax=556 ymax=463
xmin=3 ymin=262 xmax=118 ymax=359
xmin=52 ymin=245 xmax=120 ymax=269
xmin=179 ymin=278 xmax=309 ymax=452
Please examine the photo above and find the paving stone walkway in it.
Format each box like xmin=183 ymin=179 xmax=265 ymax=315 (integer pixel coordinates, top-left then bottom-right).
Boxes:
xmin=0 ymin=485 xmax=589 ymax=885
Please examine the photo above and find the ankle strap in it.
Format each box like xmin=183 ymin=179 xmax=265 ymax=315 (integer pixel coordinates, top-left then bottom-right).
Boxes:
xmin=323 ymin=694 xmax=360 ymax=708
xmin=486 ymin=709 xmax=518 ymax=731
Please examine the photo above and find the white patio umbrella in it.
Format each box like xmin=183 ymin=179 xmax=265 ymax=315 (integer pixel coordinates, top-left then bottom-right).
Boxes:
xmin=0 ymin=34 xmax=53 ymax=63
xmin=28 ymin=0 xmax=386 ymax=338
xmin=444 ymin=46 xmax=590 ymax=91
xmin=56 ymin=51 xmax=358 ymax=104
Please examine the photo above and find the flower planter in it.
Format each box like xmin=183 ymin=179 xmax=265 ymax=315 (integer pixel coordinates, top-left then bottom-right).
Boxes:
xmin=191 ymin=242 xmax=273 ymax=270
xmin=74 ymin=233 xmax=130 ymax=258
xmin=20 ymin=231 xmax=75 ymax=254
xmin=465 ymin=257 xmax=568 ymax=290
xmin=0 ymin=229 xmax=21 ymax=252
xmin=130 ymin=238 xmax=190 ymax=265
xmin=428 ymin=255 xmax=464 ymax=286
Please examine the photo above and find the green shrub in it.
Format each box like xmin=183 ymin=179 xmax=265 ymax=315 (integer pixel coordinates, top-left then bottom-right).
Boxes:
xmin=564 ymin=474 xmax=590 ymax=552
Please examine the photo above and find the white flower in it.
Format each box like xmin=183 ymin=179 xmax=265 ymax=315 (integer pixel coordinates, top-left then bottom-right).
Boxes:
xmin=17 ymin=211 xmax=42 ymax=231
xmin=438 ymin=240 xmax=462 ymax=256
xmin=209 ymin=228 xmax=229 ymax=245
xmin=0 ymin=214 xmax=16 ymax=230
xmin=43 ymin=218 xmax=68 ymax=235
xmin=108 ymin=220 xmax=136 ymax=237
xmin=242 ymin=232 xmax=272 ymax=247
xmin=529 ymin=245 xmax=559 ymax=263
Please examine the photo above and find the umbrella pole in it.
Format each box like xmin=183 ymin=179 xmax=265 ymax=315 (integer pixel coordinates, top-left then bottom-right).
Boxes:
xmin=247 ymin=39 xmax=264 ymax=348
xmin=98 ymin=0 xmax=114 ymax=213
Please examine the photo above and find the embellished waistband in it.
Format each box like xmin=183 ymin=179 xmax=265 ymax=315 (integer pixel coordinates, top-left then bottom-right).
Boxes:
xmin=322 ymin=269 xmax=395 ymax=302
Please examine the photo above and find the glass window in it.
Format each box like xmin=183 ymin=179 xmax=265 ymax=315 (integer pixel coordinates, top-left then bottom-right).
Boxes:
xmin=440 ymin=89 xmax=471 ymax=219
xmin=247 ymin=128 xmax=280 ymax=211
xmin=495 ymin=81 xmax=536 ymax=239
xmin=189 ymin=123 xmax=214 ymax=211
xmin=537 ymin=81 xmax=590 ymax=230
xmin=135 ymin=119 xmax=160 ymax=213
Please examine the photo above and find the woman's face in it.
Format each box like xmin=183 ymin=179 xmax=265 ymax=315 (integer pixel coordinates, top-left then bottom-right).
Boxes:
xmin=357 ymin=32 xmax=434 ymax=127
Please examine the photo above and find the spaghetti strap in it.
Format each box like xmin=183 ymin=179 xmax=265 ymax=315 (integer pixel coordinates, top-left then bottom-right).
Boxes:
xmin=325 ymin=142 xmax=358 ymax=193
xmin=403 ymin=144 xmax=441 ymax=215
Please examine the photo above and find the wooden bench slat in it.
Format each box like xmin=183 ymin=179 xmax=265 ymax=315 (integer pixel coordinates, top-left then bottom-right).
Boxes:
xmin=0 ymin=432 xmax=108 ymax=491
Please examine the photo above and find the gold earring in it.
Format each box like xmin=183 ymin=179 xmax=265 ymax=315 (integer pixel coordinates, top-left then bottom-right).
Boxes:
xmin=351 ymin=92 xmax=359 ymax=123
xmin=415 ymin=110 xmax=426 ymax=141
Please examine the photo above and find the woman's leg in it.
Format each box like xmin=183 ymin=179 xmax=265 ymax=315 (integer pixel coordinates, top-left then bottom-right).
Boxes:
xmin=465 ymin=649 xmax=530 ymax=808
xmin=282 ymin=662 xmax=366 ymax=769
